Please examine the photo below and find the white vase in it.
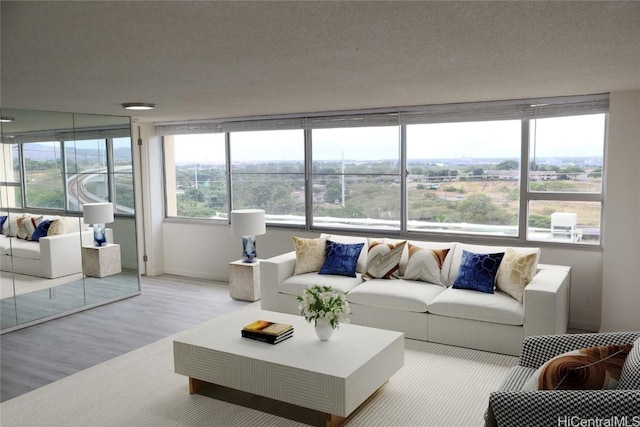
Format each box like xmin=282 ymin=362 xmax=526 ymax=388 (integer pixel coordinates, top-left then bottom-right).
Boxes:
xmin=314 ymin=319 xmax=334 ymax=341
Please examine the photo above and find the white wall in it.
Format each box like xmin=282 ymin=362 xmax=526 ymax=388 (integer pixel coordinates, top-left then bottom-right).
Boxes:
xmin=143 ymin=90 xmax=640 ymax=332
xmin=600 ymin=90 xmax=640 ymax=332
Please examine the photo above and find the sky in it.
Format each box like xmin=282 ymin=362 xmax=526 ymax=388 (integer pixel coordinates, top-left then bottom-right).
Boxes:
xmin=172 ymin=114 xmax=606 ymax=163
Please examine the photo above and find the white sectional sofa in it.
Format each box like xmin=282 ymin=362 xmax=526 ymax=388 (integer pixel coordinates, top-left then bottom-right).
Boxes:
xmin=260 ymin=234 xmax=571 ymax=355
xmin=0 ymin=213 xmax=93 ymax=279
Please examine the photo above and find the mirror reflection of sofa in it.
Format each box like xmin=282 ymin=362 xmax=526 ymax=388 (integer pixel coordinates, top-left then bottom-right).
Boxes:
xmin=0 ymin=213 xmax=93 ymax=279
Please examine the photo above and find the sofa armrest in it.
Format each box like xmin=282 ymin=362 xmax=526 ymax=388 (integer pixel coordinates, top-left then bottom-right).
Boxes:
xmin=519 ymin=331 xmax=640 ymax=369
xmin=260 ymin=251 xmax=296 ymax=312
xmin=522 ymin=265 xmax=570 ymax=339
xmin=486 ymin=390 xmax=640 ymax=427
xmin=39 ymin=230 xmax=93 ymax=278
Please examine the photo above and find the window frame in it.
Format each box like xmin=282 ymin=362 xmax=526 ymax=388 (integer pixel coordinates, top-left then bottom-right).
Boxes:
xmin=159 ymin=94 xmax=608 ymax=249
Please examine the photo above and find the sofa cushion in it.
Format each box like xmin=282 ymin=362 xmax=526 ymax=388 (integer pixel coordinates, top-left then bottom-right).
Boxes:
xmin=496 ymin=248 xmax=538 ymax=303
xmin=320 ymin=233 xmax=368 ymax=273
xmin=347 ymin=278 xmax=445 ymax=312
xmin=428 ymin=287 xmax=524 ymax=325
xmin=446 ymin=242 xmax=540 ymax=286
xmin=8 ymin=238 xmax=41 ymax=260
xmin=403 ymin=243 xmax=450 ymax=286
xmin=452 ymin=250 xmax=505 ymax=293
xmin=618 ymin=337 xmax=640 ymax=390
xmin=280 ymin=272 xmax=364 ymax=297
xmin=364 ymin=239 xmax=405 ymax=279
xmin=319 ymin=240 xmax=364 ymax=277
xmin=521 ymin=344 xmax=633 ymax=391
xmin=292 ymin=236 xmax=327 ymax=275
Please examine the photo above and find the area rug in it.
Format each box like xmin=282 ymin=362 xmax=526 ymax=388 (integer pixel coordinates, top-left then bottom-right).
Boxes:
xmin=0 ymin=320 xmax=517 ymax=427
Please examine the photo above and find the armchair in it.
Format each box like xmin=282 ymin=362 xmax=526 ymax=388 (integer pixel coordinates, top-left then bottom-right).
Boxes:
xmin=485 ymin=331 xmax=640 ymax=427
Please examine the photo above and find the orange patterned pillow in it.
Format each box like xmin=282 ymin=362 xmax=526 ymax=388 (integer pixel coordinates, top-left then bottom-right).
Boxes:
xmin=522 ymin=344 xmax=632 ymax=391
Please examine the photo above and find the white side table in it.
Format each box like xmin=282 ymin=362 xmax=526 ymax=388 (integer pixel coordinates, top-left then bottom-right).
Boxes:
xmin=82 ymin=243 xmax=122 ymax=278
xmin=229 ymin=259 xmax=260 ymax=301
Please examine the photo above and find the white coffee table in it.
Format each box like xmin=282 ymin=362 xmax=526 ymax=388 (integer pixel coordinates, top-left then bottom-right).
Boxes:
xmin=173 ymin=308 xmax=404 ymax=426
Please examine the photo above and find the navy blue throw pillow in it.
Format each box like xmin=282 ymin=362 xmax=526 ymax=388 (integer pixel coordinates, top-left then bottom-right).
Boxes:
xmin=319 ymin=240 xmax=364 ymax=278
xmin=31 ymin=219 xmax=53 ymax=242
xmin=0 ymin=215 xmax=6 ymax=232
xmin=452 ymin=250 xmax=505 ymax=293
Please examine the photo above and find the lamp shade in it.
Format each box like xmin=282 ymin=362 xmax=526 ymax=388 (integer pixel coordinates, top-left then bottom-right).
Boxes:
xmin=83 ymin=202 xmax=114 ymax=224
xmin=231 ymin=209 xmax=266 ymax=236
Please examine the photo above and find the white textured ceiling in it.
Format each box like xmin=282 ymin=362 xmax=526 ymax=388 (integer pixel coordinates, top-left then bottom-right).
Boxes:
xmin=1 ymin=1 xmax=639 ymax=124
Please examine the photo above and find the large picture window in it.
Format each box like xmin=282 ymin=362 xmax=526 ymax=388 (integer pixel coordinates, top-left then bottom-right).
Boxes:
xmin=311 ymin=126 xmax=401 ymax=230
xmin=230 ymin=129 xmax=305 ymax=225
xmin=407 ymin=120 xmax=521 ymax=236
xmin=164 ymin=134 xmax=227 ymax=219
xmin=160 ymin=94 xmax=607 ymax=246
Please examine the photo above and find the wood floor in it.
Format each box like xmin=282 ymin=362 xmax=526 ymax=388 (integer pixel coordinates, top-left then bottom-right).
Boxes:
xmin=0 ymin=275 xmax=252 ymax=403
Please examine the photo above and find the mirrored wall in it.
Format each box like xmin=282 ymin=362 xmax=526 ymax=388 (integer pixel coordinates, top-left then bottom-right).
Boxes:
xmin=0 ymin=108 xmax=140 ymax=332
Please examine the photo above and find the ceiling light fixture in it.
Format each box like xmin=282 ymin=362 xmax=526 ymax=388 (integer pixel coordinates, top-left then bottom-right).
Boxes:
xmin=0 ymin=117 xmax=15 ymax=123
xmin=121 ymin=102 xmax=156 ymax=111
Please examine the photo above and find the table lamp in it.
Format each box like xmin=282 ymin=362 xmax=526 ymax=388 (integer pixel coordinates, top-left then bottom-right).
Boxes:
xmin=83 ymin=202 xmax=114 ymax=246
xmin=231 ymin=209 xmax=266 ymax=263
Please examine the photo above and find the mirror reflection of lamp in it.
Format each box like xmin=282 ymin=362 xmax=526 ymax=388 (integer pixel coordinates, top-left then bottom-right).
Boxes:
xmin=83 ymin=202 xmax=114 ymax=247
xmin=230 ymin=209 xmax=266 ymax=263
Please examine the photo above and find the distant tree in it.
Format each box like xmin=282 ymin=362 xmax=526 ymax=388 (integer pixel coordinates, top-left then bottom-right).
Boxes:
xmin=458 ymin=193 xmax=513 ymax=225
xmin=496 ymin=160 xmax=519 ymax=170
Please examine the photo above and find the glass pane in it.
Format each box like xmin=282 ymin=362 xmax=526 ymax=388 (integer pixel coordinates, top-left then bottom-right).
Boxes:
xmin=311 ymin=126 xmax=400 ymax=230
xmin=527 ymin=200 xmax=601 ymax=244
xmin=312 ymin=126 xmax=400 ymax=174
xmin=230 ymin=130 xmax=304 ymax=223
xmin=529 ymin=114 xmax=605 ymax=193
xmin=312 ymin=174 xmax=401 ymax=230
xmin=66 ymin=139 xmax=107 ymax=173
xmin=113 ymin=137 xmax=134 ymax=215
xmin=0 ymin=185 xmax=22 ymax=209
xmin=23 ymin=141 xmax=64 ymax=209
xmin=165 ymin=134 xmax=227 ymax=218
xmin=407 ymin=121 xmax=521 ymax=236
xmin=113 ymin=173 xmax=134 ymax=213
xmin=232 ymin=173 xmax=305 ymax=223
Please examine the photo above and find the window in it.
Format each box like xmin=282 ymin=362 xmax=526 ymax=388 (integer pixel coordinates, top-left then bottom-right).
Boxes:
xmin=230 ymin=130 xmax=305 ymax=225
xmin=65 ymin=138 xmax=109 ymax=210
xmin=23 ymin=141 xmax=64 ymax=209
xmin=0 ymin=143 xmax=21 ymax=209
xmin=159 ymin=94 xmax=607 ymax=246
xmin=407 ymin=120 xmax=521 ymax=236
xmin=311 ymin=126 xmax=401 ymax=230
xmin=527 ymin=114 xmax=606 ymax=244
xmin=164 ymin=134 xmax=227 ymax=219
xmin=112 ymin=137 xmax=135 ymax=214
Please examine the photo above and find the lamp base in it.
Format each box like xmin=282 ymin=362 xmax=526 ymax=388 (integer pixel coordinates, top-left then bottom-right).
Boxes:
xmin=241 ymin=235 xmax=257 ymax=263
xmin=93 ymin=223 xmax=107 ymax=247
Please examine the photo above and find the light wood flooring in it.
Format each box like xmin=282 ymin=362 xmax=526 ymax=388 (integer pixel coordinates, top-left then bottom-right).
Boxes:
xmin=0 ymin=275 xmax=251 ymax=402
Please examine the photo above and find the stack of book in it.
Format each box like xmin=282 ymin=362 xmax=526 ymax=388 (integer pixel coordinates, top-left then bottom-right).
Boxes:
xmin=241 ymin=320 xmax=294 ymax=344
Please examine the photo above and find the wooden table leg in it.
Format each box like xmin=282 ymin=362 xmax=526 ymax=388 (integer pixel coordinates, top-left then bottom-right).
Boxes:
xmin=326 ymin=413 xmax=346 ymax=427
xmin=188 ymin=377 xmax=210 ymax=394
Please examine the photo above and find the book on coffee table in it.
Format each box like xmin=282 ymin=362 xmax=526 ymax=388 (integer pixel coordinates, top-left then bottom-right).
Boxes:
xmin=241 ymin=328 xmax=294 ymax=344
xmin=242 ymin=320 xmax=293 ymax=336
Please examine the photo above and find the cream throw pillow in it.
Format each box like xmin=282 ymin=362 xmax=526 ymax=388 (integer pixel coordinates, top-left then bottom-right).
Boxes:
xmin=403 ymin=243 xmax=450 ymax=286
xmin=292 ymin=236 xmax=327 ymax=275
xmin=496 ymin=248 xmax=537 ymax=303
xmin=47 ymin=217 xmax=68 ymax=236
xmin=364 ymin=239 xmax=406 ymax=279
